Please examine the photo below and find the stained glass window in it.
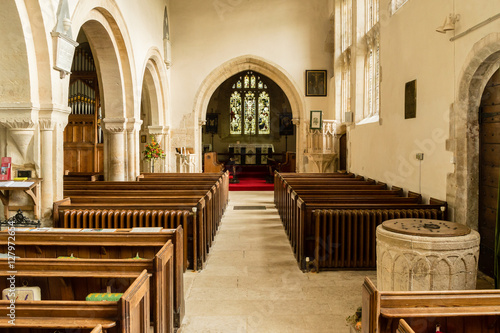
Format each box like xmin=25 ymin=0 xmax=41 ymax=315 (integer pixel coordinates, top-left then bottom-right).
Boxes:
xmin=230 ymin=71 xmax=270 ymax=135
xmin=250 ymin=75 xmax=256 ymax=88
xmin=230 ymin=91 xmax=242 ymax=134
xmin=244 ymin=92 xmax=256 ymax=135
xmin=258 ymin=92 xmax=270 ymax=134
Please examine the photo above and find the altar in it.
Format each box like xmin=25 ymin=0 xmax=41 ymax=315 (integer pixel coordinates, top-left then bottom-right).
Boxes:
xmin=228 ymin=143 xmax=274 ymax=165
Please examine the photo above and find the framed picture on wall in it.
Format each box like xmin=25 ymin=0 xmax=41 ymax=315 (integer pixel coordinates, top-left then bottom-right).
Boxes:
xmin=310 ymin=110 xmax=323 ymax=130
xmin=141 ymin=135 xmax=147 ymax=143
xmin=205 ymin=114 xmax=218 ymax=134
xmin=305 ymin=70 xmax=327 ymax=96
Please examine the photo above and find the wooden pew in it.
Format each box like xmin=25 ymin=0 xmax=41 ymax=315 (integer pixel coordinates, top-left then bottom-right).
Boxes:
xmin=0 ymin=229 xmax=184 ymax=330
xmin=52 ymin=203 xmax=210 ymax=271
xmin=274 ymin=172 xmax=448 ymax=271
xmin=0 ymin=270 xmax=150 ymax=333
xmin=0 ymin=242 xmax=174 ymax=333
xmin=362 ymin=277 xmax=500 ymax=333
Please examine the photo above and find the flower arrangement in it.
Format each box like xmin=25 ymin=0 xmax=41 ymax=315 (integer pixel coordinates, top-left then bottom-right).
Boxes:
xmin=346 ymin=306 xmax=362 ymax=332
xmin=143 ymin=136 xmax=166 ymax=161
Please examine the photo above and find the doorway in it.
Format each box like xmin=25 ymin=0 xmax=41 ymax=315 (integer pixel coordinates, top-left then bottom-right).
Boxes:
xmin=478 ymin=68 xmax=500 ymax=277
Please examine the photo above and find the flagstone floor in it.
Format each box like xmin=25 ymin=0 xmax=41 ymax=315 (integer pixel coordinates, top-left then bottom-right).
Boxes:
xmin=179 ymin=191 xmax=494 ymax=333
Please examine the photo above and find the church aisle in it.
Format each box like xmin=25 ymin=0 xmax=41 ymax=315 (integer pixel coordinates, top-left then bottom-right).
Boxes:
xmin=179 ymin=191 xmax=376 ymax=333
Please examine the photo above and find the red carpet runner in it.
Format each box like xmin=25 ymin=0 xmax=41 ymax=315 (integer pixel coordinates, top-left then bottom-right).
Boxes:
xmin=228 ymin=166 xmax=274 ymax=191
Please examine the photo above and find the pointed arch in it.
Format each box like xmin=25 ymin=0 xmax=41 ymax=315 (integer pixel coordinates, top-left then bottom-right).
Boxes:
xmin=193 ymin=55 xmax=306 ymax=171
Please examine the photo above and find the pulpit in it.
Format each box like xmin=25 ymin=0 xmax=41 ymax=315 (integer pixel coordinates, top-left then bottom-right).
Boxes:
xmin=175 ymin=148 xmax=195 ymax=173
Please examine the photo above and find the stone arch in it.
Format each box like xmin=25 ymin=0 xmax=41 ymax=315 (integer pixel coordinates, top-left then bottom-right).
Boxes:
xmin=141 ymin=48 xmax=169 ymax=127
xmin=448 ymin=33 xmax=500 ymax=229
xmin=71 ymin=1 xmax=137 ymax=180
xmin=0 ymin=0 xmax=38 ymax=106
xmin=192 ymin=55 xmax=306 ymax=172
xmin=139 ymin=48 xmax=170 ymax=173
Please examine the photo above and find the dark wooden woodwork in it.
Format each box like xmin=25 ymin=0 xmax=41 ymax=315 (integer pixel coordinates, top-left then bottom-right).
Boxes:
xmin=274 ymin=172 xmax=447 ymax=271
xmin=362 ymin=277 xmax=500 ymax=333
xmin=0 ymin=270 xmax=150 ymax=333
xmin=65 ymin=43 xmax=103 ymax=174
xmin=0 ymin=231 xmax=181 ymax=332
xmin=57 ymin=172 xmax=229 ymax=271
xmin=479 ymin=68 xmax=500 ymax=277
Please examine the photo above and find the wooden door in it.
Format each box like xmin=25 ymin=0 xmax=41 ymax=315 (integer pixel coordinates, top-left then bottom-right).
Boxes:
xmin=478 ymin=68 xmax=500 ymax=277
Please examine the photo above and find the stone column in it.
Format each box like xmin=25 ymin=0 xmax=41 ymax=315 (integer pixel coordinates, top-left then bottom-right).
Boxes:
xmin=148 ymin=125 xmax=168 ymax=173
xmin=162 ymin=127 xmax=170 ymax=172
xmin=103 ymin=118 xmax=126 ymax=181
xmin=126 ymin=118 xmax=143 ymax=180
xmin=39 ymin=119 xmax=55 ymax=219
xmin=292 ymin=118 xmax=302 ymax=172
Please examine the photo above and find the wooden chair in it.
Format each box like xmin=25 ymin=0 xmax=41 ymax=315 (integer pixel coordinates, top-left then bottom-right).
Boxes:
xmin=278 ymin=152 xmax=296 ymax=172
xmin=204 ymin=152 xmax=224 ymax=173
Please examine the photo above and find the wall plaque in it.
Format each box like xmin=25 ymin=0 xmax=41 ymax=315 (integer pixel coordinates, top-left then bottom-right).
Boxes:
xmin=405 ymin=79 xmax=417 ymax=119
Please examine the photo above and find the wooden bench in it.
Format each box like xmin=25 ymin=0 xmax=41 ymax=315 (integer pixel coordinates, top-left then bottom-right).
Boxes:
xmin=62 ymin=173 xmax=229 ymax=260
xmin=0 ymin=269 xmax=150 ymax=333
xmin=52 ymin=202 xmax=210 ymax=270
xmin=362 ymin=277 xmax=500 ymax=333
xmin=274 ymin=172 xmax=448 ymax=271
xmin=0 ymin=229 xmax=185 ymax=330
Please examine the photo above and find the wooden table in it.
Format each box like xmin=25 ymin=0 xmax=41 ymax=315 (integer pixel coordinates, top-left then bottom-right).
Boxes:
xmin=0 ymin=179 xmax=42 ymax=219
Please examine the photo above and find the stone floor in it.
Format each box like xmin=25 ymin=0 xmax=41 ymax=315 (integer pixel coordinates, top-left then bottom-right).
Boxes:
xmin=179 ymin=191 xmax=376 ymax=333
xmin=179 ymin=191 xmax=495 ymax=333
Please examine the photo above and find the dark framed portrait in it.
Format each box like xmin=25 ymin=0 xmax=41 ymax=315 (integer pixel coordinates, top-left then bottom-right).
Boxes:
xmin=141 ymin=135 xmax=147 ymax=143
xmin=279 ymin=113 xmax=294 ymax=136
xmin=306 ymin=70 xmax=327 ymax=96
xmin=205 ymin=114 xmax=218 ymax=134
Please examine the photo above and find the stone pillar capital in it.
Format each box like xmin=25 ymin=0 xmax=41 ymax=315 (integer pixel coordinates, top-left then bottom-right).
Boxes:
xmin=103 ymin=118 xmax=126 ymax=133
xmin=39 ymin=119 xmax=56 ymax=131
xmin=147 ymin=125 xmax=169 ymax=135
xmin=126 ymin=118 xmax=143 ymax=132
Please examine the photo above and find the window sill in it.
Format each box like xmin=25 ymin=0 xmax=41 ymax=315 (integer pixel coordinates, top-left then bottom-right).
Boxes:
xmin=356 ymin=114 xmax=379 ymax=126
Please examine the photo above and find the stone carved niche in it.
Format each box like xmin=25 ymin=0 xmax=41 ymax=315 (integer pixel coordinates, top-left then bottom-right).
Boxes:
xmin=304 ymin=119 xmax=340 ymax=173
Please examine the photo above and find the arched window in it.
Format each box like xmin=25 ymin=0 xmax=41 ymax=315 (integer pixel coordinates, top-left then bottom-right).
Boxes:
xmin=230 ymin=71 xmax=270 ymax=135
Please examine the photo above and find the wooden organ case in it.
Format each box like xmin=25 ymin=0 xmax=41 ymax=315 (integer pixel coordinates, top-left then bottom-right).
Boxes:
xmin=64 ymin=43 xmax=104 ymax=173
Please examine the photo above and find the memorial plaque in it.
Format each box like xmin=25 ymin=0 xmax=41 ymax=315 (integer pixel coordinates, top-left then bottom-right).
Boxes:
xmin=405 ymin=79 xmax=416 ymax=119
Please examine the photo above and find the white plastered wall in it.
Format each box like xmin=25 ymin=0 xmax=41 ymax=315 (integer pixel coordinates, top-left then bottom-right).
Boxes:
xmin=345 ymin=0 xmax=500 ymax=227
xmin=169 ymin=0 xmax=332 ymax=172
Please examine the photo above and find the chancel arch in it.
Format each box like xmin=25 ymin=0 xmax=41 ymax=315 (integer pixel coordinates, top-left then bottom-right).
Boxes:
xmin=202 ymin=71 xmax=295 ymax=169
xmin=193 ymin=55 xmax=306 ymax=172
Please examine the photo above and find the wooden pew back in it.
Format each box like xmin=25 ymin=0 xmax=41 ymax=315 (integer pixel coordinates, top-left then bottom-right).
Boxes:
xmin=362 ymin=277 xmax=500 ymax=333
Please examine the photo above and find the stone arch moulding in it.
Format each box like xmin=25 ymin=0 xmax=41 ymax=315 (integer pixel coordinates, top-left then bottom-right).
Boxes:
xmin=141 ymin=48 xmax=170 ymax=127
xmin=192 ymin=55 xmax=306 ymax=172
xmin=71 ymin=1 xmax=137 ymax=180
xmin=448 ymin=32 xmax=500 ymax=230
